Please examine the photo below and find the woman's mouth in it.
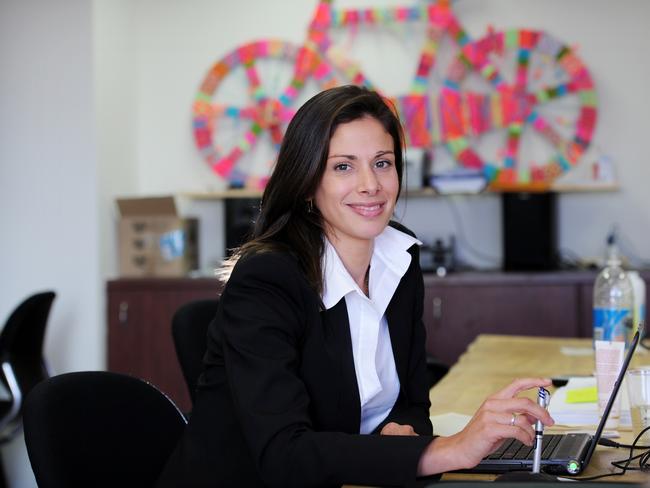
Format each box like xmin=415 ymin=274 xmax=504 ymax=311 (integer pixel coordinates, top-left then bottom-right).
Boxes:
xmin=347 ymin=202 xmax=385 ymax=218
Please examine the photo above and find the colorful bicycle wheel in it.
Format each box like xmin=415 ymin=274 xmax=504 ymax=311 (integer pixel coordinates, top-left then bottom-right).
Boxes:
xmin=438 ymin=29 xmax=597 ymax=188
xmin=309 ymin=0 xmax=469 ymax=149
xmin=192 ymin=40 xmax=339 ymax=189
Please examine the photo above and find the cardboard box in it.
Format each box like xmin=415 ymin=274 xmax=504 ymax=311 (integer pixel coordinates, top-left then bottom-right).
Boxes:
xmin=116 ymin=196 xmax=199 ymax=277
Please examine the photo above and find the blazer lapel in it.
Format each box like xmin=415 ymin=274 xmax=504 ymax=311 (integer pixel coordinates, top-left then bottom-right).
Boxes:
xmin=385 ymin=296 xmax=409 ymax=390
xmin=320 ymin=299 xmax=361 ymax=433
xmin=385 ymin=247 xmax=418 ymax=392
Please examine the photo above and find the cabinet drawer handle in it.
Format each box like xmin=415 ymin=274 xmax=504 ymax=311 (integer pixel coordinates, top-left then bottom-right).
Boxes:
xmin=432 ymin=297 xmax=442 ymax=324
xmin=118 ymin=301 xmax=129 ymax=324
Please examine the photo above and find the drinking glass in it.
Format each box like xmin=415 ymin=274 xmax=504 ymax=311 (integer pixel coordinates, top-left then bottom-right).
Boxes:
xmin=626 ymin=367 xmax=650 ymax=444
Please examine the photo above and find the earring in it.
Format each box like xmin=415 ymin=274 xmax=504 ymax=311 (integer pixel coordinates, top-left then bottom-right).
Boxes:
xmin=307 ymin=200 xmax=313 ymax=213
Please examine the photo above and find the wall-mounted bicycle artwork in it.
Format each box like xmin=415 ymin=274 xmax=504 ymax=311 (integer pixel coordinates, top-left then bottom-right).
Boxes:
xmin=192 ymin=0 xmax=597 ymax=192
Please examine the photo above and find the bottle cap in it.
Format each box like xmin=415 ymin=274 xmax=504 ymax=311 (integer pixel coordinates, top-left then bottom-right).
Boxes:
xmin=605 ymin=238 xmax=621 ymax=267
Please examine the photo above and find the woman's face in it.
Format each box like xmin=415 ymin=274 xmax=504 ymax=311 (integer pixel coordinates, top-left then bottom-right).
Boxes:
xmin=314 ymin=116 xmax=399 ymax=249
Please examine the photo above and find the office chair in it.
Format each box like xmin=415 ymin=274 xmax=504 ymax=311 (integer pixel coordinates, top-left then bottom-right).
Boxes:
xmin=0 ymin=290 xmax=55 ymax=443
xmin=171 ymin=299 xmax=219 ymax=406
xmin=23 ymin=371 xmax=187 ymax=488
xmin=0 ymin=290 xmax=55 ymax=488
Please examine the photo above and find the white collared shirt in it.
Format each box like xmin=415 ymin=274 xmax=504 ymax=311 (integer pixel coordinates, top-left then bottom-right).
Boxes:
xmin=321 ymin=226 xmax=421 ymax=434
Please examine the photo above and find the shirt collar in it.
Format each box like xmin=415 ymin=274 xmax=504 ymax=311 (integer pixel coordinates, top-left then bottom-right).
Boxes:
xmin=373 ymin=225 xmax=421 ymax=277
xmin=321 ymin=239 xmax=357 ymax=310
xmin=321 ymin=225 xmax=421 ymax=310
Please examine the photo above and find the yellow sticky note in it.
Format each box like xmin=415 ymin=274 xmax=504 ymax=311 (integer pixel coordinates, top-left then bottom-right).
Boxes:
xmin=566 ymin=386 xmax=598 ymax=403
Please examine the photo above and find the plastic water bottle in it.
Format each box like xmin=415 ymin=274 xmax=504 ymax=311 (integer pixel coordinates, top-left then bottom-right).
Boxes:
xmin=592 ymin=236 xmax=634 ymax=344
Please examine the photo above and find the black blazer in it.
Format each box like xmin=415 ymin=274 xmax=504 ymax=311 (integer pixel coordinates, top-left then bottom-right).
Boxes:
xmin=158 ymin=232 xmax=434 ymax=488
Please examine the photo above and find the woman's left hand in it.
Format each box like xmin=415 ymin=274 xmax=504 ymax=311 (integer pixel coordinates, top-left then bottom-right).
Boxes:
xmin=380 ymin=422 xmax=418 ymax=436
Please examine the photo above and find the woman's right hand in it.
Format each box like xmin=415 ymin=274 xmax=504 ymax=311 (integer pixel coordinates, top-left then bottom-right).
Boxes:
xmin=417 ymin=378 xmax=555 ymax=476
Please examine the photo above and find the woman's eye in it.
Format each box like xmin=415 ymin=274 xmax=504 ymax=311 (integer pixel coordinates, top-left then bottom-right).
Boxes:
xmin=375 ymin=160 xmax=392 ymax=169
xmin=334 ymin=162 xmax=350 ymax=171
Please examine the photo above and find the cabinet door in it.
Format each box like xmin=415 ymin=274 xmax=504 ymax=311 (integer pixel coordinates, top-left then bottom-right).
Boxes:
xmin=423 ymin=284 xmax=580 ymax=366
xmin=145 ymin=289 xmax=219 ymax=412
xmin=107 ymin=290 xmax=151 ymax=378
xmin=107 ymin=281 xmax=220 ymax=412
xmin=579 ymin=283 xmax=594 ymax=338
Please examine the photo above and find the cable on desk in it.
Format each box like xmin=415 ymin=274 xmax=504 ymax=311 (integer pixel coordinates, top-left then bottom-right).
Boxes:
xmin=598 ymin=437 xmax=650 ymax=450
xmin=567 ymin=426 xmax=650 ymax=481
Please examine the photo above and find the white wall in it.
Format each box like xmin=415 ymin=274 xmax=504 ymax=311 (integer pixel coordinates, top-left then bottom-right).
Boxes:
xmin=94 ymin=0 xmax=139 ymax=277
xmin=0 ymin=0 xmax=98 ymax=486
xmin=115 ymin=0 xmax=650 ymax=271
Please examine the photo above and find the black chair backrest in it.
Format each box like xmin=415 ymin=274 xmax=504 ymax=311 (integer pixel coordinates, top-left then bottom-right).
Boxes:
xmin=171 ymin=299 xmax=219 ymax=405
xmin=0 ymin=291 xmax=55 ymax=440
xmin=24 ymin=371 xmax=187 ymax=488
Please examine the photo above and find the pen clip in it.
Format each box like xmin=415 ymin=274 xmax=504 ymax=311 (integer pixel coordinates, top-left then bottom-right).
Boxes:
xmin=538 ymin=387 xmax=550 ymax=409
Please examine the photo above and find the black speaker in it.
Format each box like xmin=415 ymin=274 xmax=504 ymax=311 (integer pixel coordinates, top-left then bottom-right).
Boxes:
xmin=502 ymin=192 xmax=558 ymax=271
xmin=224 ymin=198 xmax=261 ymax=256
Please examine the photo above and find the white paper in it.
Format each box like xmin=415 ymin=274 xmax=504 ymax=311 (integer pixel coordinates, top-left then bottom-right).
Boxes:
xmin=548 ymin=377 xmax=631 ymax=427
xmin=429 ymin=412 xmax=471 ymax=436
xmin=560 ymin=346 xmax=594 ymax=356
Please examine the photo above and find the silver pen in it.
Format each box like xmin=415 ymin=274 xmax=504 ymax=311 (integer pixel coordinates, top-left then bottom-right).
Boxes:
xmin=532 ymin=387 xmax=550 ymax=474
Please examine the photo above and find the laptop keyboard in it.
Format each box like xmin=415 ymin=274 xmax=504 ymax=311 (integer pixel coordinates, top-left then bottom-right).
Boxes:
xmin=486 ymin=434 xmax=563 ymax=461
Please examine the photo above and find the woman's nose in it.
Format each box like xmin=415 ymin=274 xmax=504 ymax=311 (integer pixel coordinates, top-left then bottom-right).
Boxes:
xmin=358 ymin=166 xmax=381 ymax=194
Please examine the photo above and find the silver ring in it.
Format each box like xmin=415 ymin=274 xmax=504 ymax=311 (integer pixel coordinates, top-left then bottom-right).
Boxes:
xmin=510 ymin=413 xmax=517 ymax=426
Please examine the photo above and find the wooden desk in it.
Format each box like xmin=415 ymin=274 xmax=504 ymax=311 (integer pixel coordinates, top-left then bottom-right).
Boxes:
xmin=433 ymin=334 xmax=650 ymax=482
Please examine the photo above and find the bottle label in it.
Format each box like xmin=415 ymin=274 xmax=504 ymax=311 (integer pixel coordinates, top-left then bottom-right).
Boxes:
xmin=593 ymin=308 xmax=630 ymax=342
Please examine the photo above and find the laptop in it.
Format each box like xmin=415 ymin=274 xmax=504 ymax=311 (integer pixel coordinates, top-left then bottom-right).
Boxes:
xmin=464 ymin=330 xmax=640 ymax=476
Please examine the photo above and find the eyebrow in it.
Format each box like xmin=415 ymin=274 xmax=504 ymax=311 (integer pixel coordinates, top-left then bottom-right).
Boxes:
xmin=327 ymin=150 xmax=394 ymax=160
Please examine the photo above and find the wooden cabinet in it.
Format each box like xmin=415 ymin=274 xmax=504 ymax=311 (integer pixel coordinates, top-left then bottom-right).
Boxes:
xmin=107 ymin=271 xmax=650 ymax=410
xmin=107 ymin=278 xmax=221 ymax=412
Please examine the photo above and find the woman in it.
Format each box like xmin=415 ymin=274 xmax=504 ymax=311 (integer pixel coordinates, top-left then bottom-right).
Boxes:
xmin=158 ymin=85 xmax=553 ymax=487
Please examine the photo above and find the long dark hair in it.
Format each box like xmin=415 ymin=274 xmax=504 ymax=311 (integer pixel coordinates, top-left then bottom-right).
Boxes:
xmin=220 ymin=85 xmax=405 ymax=295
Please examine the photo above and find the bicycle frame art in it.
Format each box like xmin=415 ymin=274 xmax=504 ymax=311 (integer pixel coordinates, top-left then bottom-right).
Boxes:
xmin=192 ymin=0 xmax=597 ymax=191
